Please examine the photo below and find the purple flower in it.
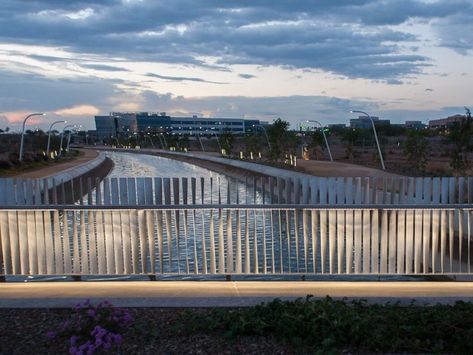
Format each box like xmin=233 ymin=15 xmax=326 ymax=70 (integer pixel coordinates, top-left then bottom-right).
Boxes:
xmin=87 ymin=308 xmax=96 ymax=318
xmin=46 ymin=331 xmax=57 ymax=339
xmin=69 ymin=346 xmax=78 ymax=355
xmin=113 ymin=334 xmax=123 ymax=345
xmin=70 ymin=336 xmax=78 ymax=346
xmin=95 ymin=338 xmax=103 ymax=347
xmin=103 ymin=342 xmax=112 ymax=350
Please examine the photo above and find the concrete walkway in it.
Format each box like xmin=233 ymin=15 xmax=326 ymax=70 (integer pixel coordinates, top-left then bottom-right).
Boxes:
xmin=1 ymin=281 xmax=473 ymax=308
xmin=131 ymin=148 xmax=399 ymax=179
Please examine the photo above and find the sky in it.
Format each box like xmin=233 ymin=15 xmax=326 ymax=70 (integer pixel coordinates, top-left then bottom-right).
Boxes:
xmin=0 ymin=0 xmax=472 ymax=131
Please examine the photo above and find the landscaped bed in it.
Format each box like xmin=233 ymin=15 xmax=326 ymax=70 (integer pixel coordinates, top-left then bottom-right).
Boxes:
xmin=1 ymin=296 xmax=473 ymax=354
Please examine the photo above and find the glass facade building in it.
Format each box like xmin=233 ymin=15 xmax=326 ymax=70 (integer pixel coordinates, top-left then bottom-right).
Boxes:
xmin=95 ymin=112 xmax=263 ymax=140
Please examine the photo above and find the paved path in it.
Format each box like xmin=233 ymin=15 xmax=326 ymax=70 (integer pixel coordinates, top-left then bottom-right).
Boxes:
xmin=1 ymin=281 xmax=472 ymax=308
xmin=14 ymin=149 xmax=99 ymax=179
xmin=135 ymin=149 xmax=400 ymax=179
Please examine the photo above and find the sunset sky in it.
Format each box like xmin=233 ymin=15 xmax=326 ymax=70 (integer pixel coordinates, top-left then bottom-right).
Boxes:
xmin=0 ymin=0 xmax=472 ymax=130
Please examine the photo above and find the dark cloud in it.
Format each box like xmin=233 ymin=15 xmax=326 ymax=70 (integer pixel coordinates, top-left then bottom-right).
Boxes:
xmin=425 ymin=88 xmax=433 ymax=92
xmin=238 ymin=73 xmax=256 ymax=79
xmin=0 ymin=70 xmax=117 ymax=112
xmin=434 ymin=13 xmax=473 ymax=54
xmin=146 ymin=73 xmax=227 ymax=84
xmin=0 ymin=0 xmax=470 ymax=80
xmin=80 ymin=63 xmax=129 ymax=72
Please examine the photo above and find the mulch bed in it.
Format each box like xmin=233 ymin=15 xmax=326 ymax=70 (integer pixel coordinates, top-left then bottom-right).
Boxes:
xmin=0 ymin=308 xmax=292 ymax=354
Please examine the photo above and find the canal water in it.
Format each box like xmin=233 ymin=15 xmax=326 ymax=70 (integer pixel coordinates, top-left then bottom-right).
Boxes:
xmin=21 ymin=151 xmax=414 ymax=281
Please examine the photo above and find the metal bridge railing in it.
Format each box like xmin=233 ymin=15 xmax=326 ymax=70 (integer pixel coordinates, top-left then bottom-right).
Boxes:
xmin=1 ymin=205 xmax=472 ymax=277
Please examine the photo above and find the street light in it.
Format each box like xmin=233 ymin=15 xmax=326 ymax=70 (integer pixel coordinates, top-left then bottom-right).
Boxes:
xmin=350 ymin=110 xmax=385 ymax=170
xmin=192 ymin=131 xmax=205 ymax=152
xmin=211 ymin=131 xmax=222 ymax=151
xmin=59 ymin=124 xmax=75 ymax=157
xmin=146 ymin=134 xmax=155 ymax=148
xmin=160 ymin=133 xmax=168 ymax=148
xmin=46 ymin=120 xmax=66 ymax=157
xmin=252 ymin=124 xmax=271 ymax=150
xmin=66 ymin=126 xmax=80 ymax=152
xmin=19 ymin=113 xmax=45 ymax=162
xmin=306 ymin=120 xmax=333 ymax=162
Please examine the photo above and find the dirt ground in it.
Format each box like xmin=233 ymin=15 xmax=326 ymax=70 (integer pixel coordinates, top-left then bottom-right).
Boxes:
xmin=14 ymin=149 xmax=99 ymax=179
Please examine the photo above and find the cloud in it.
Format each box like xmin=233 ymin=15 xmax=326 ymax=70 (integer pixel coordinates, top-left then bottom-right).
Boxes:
xmin=434 ymin=12 xmax=473 ymax=54
xmin=54 ymin=104 xmax=100 ymax=116
xmin=146 ymin=73 xmax=227 ymax=84
xmin=425 ymin=88 xmax=433 ymax=92
xmin=1 ymin=0 xmax=469 ymax=80
xmin=80 ymin=63 xmax=130 ymax=72
xmin=238 ymin=73 xmax=256 ymax=79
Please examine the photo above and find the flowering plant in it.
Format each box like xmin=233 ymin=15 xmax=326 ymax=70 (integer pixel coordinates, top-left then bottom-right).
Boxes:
xmin=47 ymin=300 xmax=133 ymax=354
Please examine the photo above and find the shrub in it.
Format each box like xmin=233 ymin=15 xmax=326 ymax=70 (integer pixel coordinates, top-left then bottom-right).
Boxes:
xmin=47 ymin=300 xmax=133 ymax=354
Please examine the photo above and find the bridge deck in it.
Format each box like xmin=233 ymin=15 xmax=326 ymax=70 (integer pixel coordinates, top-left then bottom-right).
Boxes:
xmin=2 ymin=281 xmax=473 ymax=308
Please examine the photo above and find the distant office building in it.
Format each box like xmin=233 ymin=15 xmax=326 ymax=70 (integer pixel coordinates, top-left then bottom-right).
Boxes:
xmin=404 ymin=121 xmax=425 ymax=130
xmin=95 ymin=115 xmax=116 ymax=139
xmin=327 ymin=124 xmax=347 ymax=129
xmin=428 ymin=114 xmax=467 ymax=129
xmin=94 ymin=112 xmax=262 ymax=140
xmin=350 ymin=116 xmax=390 ymax=129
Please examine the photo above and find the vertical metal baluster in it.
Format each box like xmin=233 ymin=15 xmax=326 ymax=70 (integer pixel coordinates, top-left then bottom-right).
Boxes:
xmin=353 ymin=178 xmax=362 ymax=274
xmin=226 ymin=180 xmax=233 ymax=273
xmin=95 ymin=178 xmax=106 ymax=274
xmin=199 ymin=177 xmax=207 ymax=274
xmin=163 ymin=178 xmax=172 ymax=271
xmin=34 ymin=180 xmax=46 ymax=274
xmin=236 ymin=182 xmax=242 ymax=274
xmin=119 ymin=178 xmax=131 ymax=274
xmin=422 ymin=178 xmax=432 ymax=273
xmin=448 ymin=177 xmax=455 ymax=272
xmin=154 ymin=177 xmax=164 ymax=274
xmin=345 ymin=177 xmax=354 ymax=274
xmin=190 ymin=177 xmax=199 ymax=274
xmin=182 ymin=177 xmax=190 ymax=273
xmin=209 ymin=178 xmax=216 ymax=274
xmin=145 ymin=177 xmax=155 ymax=275
xmin=336 ymin=178 xmax=345 ymax=274
xmin=310 ymin=178 xmax=319 ymax=273
xmin=440 ymin=178 xmax=448 ymax=273
xmin=110 ymin=178 xmax=122 ymax=274
xmin=413 ymin=178 xmax=423 ymax=274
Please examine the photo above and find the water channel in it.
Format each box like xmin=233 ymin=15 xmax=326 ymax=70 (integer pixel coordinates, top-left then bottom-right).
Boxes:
xmin=23 ymin=151 xmax=412 ymax=281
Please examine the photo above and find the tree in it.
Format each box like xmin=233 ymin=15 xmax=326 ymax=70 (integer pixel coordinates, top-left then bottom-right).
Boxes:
xmin=266 ymin=118 xmax=299 ymax=161
xmin=219 ymin=129 xmax=234 ymax=154
xmin=449 ymin=107 xmax=472 ymax=172
xmin=308 ymin=130 xmax=326 ymax=160
xmin=402 ymin=130 xmax=429 ymax=175
xmin=341 ymin=129 xmax=361 ymax=162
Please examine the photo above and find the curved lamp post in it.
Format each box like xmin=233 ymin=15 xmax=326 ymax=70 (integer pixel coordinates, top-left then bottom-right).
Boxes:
xmin=66 ymin=125 xmax=81 ymax=152
xmin=160 ymin=133 xmax=168 ymax=148
xmin=19 ymin=113 xmax=45 ymax=162
xmin=46 ymin=120 xmax=66 ymax=157
xmin=350 ymin=110 xmax=385 ymax=170
xmin=306 ymin=120 xmax=333 ymax=162
xmin=194 ymin=132 xmax=205 ymax=152
xmin=156 ymin=134 xmax=165 ymax=149
xmin=252 ymin=124 xmax=271 ymax=150
xmin=146 ymin=134 xmax=155 ymax=148
xmin=211 ymin=131 xmax=222 ymax=151
xmin=59 ymin=124 xmax=75 ymax=157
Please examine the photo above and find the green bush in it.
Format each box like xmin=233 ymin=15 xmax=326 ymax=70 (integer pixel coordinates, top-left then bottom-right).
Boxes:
xmin=184 ymin=296 xmax=473 ymax=353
